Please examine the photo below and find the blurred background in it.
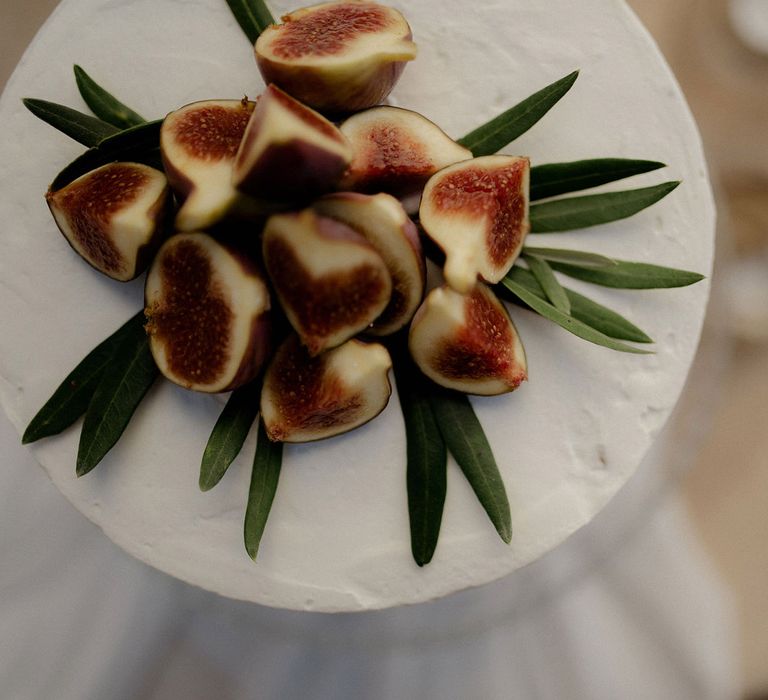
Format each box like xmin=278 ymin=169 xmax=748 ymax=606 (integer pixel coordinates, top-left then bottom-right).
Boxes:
xmin=1 ymin=0 xmax=766 ymax=698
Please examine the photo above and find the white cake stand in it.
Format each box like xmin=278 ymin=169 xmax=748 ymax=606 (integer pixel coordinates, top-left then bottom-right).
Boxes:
xmin=0 ymin=0 xmax=714 ymax=611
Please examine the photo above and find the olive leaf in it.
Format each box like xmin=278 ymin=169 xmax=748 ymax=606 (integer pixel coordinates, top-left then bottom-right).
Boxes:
xmin=392 ymin=341 xmax=447 ymax=567
xmin=22 ymin=98 xmax=120 ymax=147
xmin=50 ymin=119 xmax=163 ymax=191
xmin=74 ymin=65 xmax=147 ymax=129
xmin=502 ymin=267 xmax=653 ymax=343
xmin=430 ymin=390 xmax=512 ymax=544
xmin=529 ymin=181 xmax=680 ymax=233
xmin=501 ymin=275 xmax=652 ymax=354
xmin=22 ymin=311 xmax=145 ymax=444
xmin=521 ymin=246 xmax=617 ymax=268
xmin=76 ymin=314 xmax=158 ymax=477
xmin=244 ymin=419 xmax=283 ymax=561
xmin=523 ymin=253 xmax=571 ymax=314
xmin=199 ymin=383 xmax=261 ymax=492
xmin=530 ymin=158 xmax=665 ymax=201
xmin=226 ymin=0 xmax=275 ymax=45
xmin=548 ymin=259 xmax=706 ymax=289
xmin=458 ymin=70 xmax=579 ymax=157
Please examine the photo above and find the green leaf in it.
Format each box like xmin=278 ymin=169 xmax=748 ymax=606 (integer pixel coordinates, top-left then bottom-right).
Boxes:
xmin=501 ymin=275 xmax=652 ymax=354
xmin=244 ymin=419 xmax=283 ymax=561
xmin=522 ymin=246 xmax=617 ymax=268
xmin=503 ymin=267 xmax=653 ymax=343
xmin=225 ymin=0 xmax=275 ymax=44
xmin=22 ymin=312 xmax=144 ymax=444
xmin=392 ymin=343 xmax=447 ymax=566
xmin=549 ymin=259 xmax=706 ymax=289
xmin=200 ymin=383 xmax=261 ymax=491
xmin=76 ymin=314 xmax=158 ymax=476
xmin=529 ymin=181 xmax=680 ymax=233
xmin=50 ymin=119 xmax=163 ymax=191
xmin=429 ymin=391 xmax=511 ymax=543
xmin=23 ymin=98 xmax=120 ymax=147
xmin=73 ymin=65 xmax=146 ymax=129
xmin=457 ymin=70 xmax=578 ymax=157
xmin=523 ymin=253 xmax=571 ymax=314
xmin=530 ymin=158 xmax=666 ymax=201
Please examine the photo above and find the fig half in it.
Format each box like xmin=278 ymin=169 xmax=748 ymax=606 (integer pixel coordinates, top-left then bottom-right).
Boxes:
xmin=408 ymin=283 xmax=527 ymax=395
xmin=255 ymin=1 xmax=417 ymax=114
xmin=313 ymin=192 xmax=425 ymax=335
xmin=233 ymin=84 xmax=352 ymax=200
xmin=46 ymin=162 xmax=171 ymax=281
xmin=161 ymin=99 xmax=255 ymax=231
xmin=145 ymin=233 xmax=272 ymax=393
xmin=262 ymin=208 xmax=392 ymax=354
xmin=419 ymin=155 xmax=530 ymax=294
xmin=261 ymin=333 xmax=392 ymax=442
xmin=338 ymin=106 xmax=472 ymax=202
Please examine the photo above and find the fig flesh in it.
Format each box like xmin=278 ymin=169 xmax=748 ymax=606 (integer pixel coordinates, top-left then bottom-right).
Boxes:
xmin=419 ymin=155 xmax=530 ymax=294
xmin=408 ymin=283 xmax=527 ymax=395
xmin=233 ymin=84 xmax=352 ymax=200
xmin=46 ymin=162 xmax=171 ymax=282
xmin=261 ymin=333 xmax=392 ymax=442
xmin=313 ymin=192 xmax=424 ymax=335
xmin=262 ymin=208 xmax=392 ymax=354
xmin=338 ymin=106 xmax=472 ymax=202
xmin=161 ymin=99 xmax=255 ymax=231
xmin=255 ymin=1 xmax=417 ymax=114
xmin=145 ymin=233 xmax=272 ymax=393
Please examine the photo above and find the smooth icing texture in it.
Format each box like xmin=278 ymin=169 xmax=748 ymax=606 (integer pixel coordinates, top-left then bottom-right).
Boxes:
xmin=0 ymin=0 xmax=714 ymax=611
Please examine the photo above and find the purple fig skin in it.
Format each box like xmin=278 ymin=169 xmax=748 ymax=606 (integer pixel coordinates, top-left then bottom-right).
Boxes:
xmin=46 ymin=162 xmax=172 ymax=282
xmin=260 ymin=333 xmax=392 ymax=443
xmin=144 ymin=233 xmax=272 ymax=393
xmin=233 ymin=84 xmax=352 ymax=200
xmin=262 ymin=209 xmax=392 ymax=355
xmin=255 ymin=1 xmax=417 ymax=115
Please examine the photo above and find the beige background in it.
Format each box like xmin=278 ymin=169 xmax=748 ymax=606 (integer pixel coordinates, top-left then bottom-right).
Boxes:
xmin=1 ymin=0 xmax=767 ymax=696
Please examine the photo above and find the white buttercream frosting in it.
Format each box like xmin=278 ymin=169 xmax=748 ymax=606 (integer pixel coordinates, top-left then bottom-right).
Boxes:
xmin=0 ymin=0 xmax=714 ymax=611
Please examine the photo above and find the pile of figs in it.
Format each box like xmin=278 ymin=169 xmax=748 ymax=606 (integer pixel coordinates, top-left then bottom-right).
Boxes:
xmin=45 ymin=0 xmax=530 ymax=443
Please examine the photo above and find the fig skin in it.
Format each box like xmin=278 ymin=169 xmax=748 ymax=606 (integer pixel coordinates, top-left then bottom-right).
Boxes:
xmin=262 ymin=208 xmax=392 ymax=355
xmin=408 ymin=283 xmax=527 ymax=396
xmin=313 ymin=191 xmax=425 ymax=335
xmin=46 ymin=162 xmax=172 ymax=282
xmin=233 ymin=84 xmax=353 ymax=201
xmin=260 ymin=333 xmax=392 ymax=442
xmin=160 ymin=99 xmax=260 ymax=232
xmin=419 ymin=155 xmax=531 ymax=294
xmin=144 ymin=232 xmax=272 ymax=393
xmin=255 ymin=1 xmax=417 ymax=114
xmin=338 ymin=106 xmax=472 ymax=202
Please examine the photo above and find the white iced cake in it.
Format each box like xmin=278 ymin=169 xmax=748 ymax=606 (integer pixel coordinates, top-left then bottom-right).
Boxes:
xmin=0 ymin=0 xmax=714 ymax=610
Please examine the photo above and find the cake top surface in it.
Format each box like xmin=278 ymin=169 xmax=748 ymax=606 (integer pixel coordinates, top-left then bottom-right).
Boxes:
xmin=0 ymin=0 xmax=714 ymax=611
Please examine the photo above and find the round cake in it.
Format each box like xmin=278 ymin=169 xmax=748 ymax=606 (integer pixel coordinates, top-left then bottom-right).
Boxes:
xmin=0 ymin=0 xmax=714 ymax=611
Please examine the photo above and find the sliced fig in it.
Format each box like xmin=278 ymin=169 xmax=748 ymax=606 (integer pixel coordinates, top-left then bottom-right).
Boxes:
xmin=408 ymin=283 xmax=527 ymax=396
xmin=262 ymin=208 xmax=392 ymax=354
xmin=161 ymin=99 xmax=255 ymax=231
xmin=313 ymin=192 xmax=424 ymax=335
xmin=338 ymin=106 xmax=472 ymax=202
xmin=233 ymin=84 xmax=352 ymax=200
xmin=419 ymin=155 xmax=531 ymax=294
xmin=145 ymin=233 xmax=272 ymax=393
xmin=261 ymin=333 xmax=392 ymax=442
xmin=255 ymin=1 xmax=417 ymax=114
xmin=46 ymin=162 xmax=171 ymax=281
